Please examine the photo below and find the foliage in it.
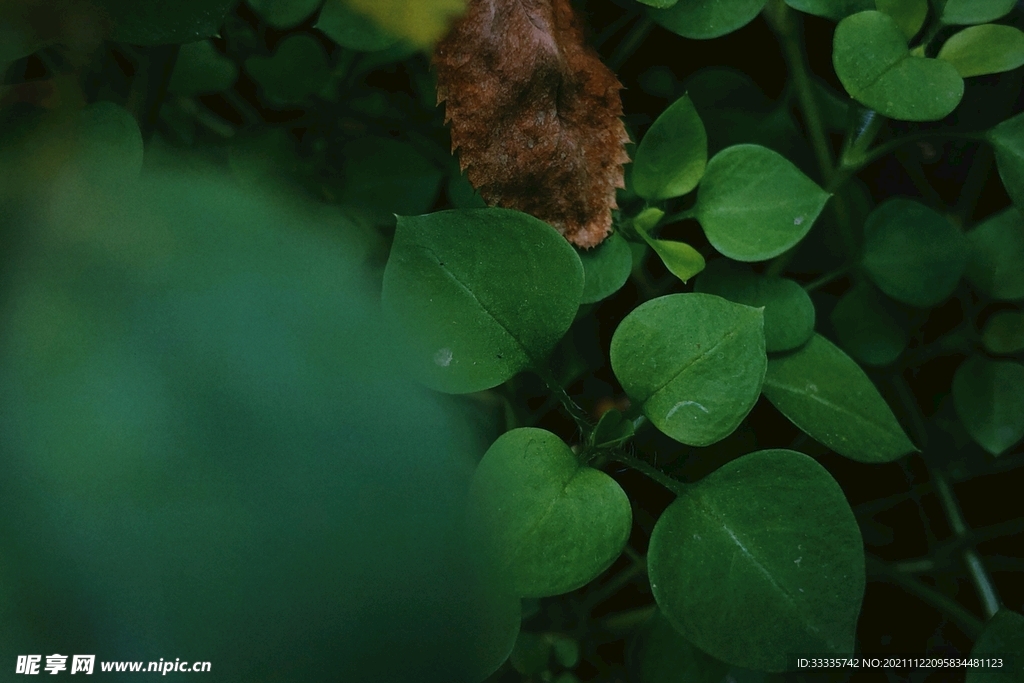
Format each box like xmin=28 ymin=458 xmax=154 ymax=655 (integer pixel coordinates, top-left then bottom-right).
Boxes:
xmin=2 ymin=0 xmax=1024 ymax=681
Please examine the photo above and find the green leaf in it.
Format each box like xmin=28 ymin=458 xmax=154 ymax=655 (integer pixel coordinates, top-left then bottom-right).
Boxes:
xmin=244 ymin=34 xmax=330 ymax=106
xmin=648 ymin=449 xmax=865 ymax=672
xmin=990 ymin=114 xmax=1024 ymax=213
xmin=633 ymin=216 xmax=707 ymax=284
xmin=982 ymin=310 xmax=1024 ymax=354
xmin=833 ymin=11 xmax=964 ymax=121
xmin=610 ymin=293 xmax=766 ymax=447
xmin=381 ymin=209 xmax=583 ymax=394
xmin=861 ymin=198 xmax=967 ymax=307
xmin=630 ymin=610 xmax=730 ymax=683
xmin=510 ymin=632 xmax=551 ymax=676
xmin=246 ymin=0 xmax=323 ymax=29
xmin=339 ymin=136 xmax=443 ymax=217
xmin=92 ymin=0 xmax=236 ymax=45
xmin=337 ymin=0 xmax=466 ymax=48
xmin=785 ymin=0 xmax=873 ymax=20
xmin=941 ymin=0 xmax=1016 ymax=25
xmin=637 ymin=0 xmax=679 ymax=8
xmin=578 ymin=232 xmax=633 ymax=304
xmin=875 ymin=0 xmax=927 ymax=39
xmin=937 ymin=25 xmax=1024 ymax=78
xmin=762 ymin=334 xmax=917 ymax=462
xmin=694 ymin=259 xmax=815 ymax=353
xmin=967 ymin=208 xmax=1024 ymax=300
xmin=967 ymin=609 xmax=1024 ymax=683
xmin=633 ymin=94 xmax=708 ymax=201
xmin=168 ymin=41 xmax=238 ymax=96
xmin=830 ymin=282 xmax=908 ymax=366
xmin=649 ymin=0 xmax=768 ymax=40
xmin=467 ymin=428 xmax=632 ymax=598
xmin=952 ymin=355 xmax=1024 ymax=455
xmin=694 ymin=145 xmax=830 ymax=262
xmin=73 ymin=102 xmax=145 ymax=188
xmin=316 ymin=0 xmax=400 ymax=51
xmin=591 ymin=409 xmax=636 ymax=450
xmin=550 ymin=634 xmax=580 ymax=669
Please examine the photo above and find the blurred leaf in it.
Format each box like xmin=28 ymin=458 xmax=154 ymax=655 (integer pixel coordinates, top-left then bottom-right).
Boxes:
xmin=762 ymin=334 xmax=917 ymax=462
xmin=168 ymin=40 xmax=238 ymax=96
xmin=468 ymin=428 xmax=631 ymax=598
xmin=982 ymin=310 xmax=1024 ymax=354
xmin=245 ymin=34 xmax=330 ymax=106
xmin=337 ymin=0 xmax=466 ymax=48
xmin=637 ymin=0 xmax=679 ymax=7
xmin=830 ymin=282 xmax=908 ymax=366
xmin=966 ymin=208 xmax=1024 ymax=300
xmin=629 ymin=610 xmax=729 ymax=683
xmin=861 ymin=198 xmax=967 ymax=307
xmin=316 ymin=0 xmax=400 ymax=50
xmin=966 ymin=609 xmax=1024 ymax=683
xmin=990 ymin=113 xmax=1024 ymax=213
xmin=549 ymin=633 xmax=580 ymax=668
xmin=695 ymin=144 xmax=829 ymax=261
xmin=785 ymin=0 xmax=873 ymax=20
xmin=246 ymin=0 xmax=323 ymax=29
xmin=578 ymin=232 xmax=633 ymax=304
xmin=633 ymin=94 xmax=707 ymax=201
xmin=941 ymin=0 xmax=1016 ymax=25
xmin=339 ymin=136 xmax=443 ymax=217
xmin=694 ymin=259 xmax=815 ymax=353
xmin=611 ymin=293 xmax=766 ymax=447
xmin=953 ymin=355 xmax=1024 ymax=455
xmin=510 ymin=631 xmax=552 ymax=676
xmin=875 ymin=0 xmax=927 ymax=39
xmin=93 ymin=0 xmax=236 ymax=45
xmin=649 ymin=0 xmax=768 ymax=40
xmin=833 ymin=11 xmax=964 ymax=121
xmin=648 ymin=449 xmax=864 ymax=672
xmin=938 ymin=25 xmax=1024 ymax=78
xmin=381 ymin=208 xmax=583 ymax=394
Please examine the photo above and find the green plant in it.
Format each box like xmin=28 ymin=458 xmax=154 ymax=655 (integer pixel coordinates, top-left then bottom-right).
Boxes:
xmin=2 ymin=0 xmax=1024 ymax=681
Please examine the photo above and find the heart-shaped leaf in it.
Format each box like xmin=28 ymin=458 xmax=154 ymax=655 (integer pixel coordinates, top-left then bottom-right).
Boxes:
xmin=942 ymin=0 xmax=1016 ymax=26
xmin=875 ymin=0 xmax=927 ymax=39
xmin=953 ymin=355 xmax=1024 ymax=455
xmin=382 ymin=209 xmax=583 ymax=394
xmin=247 ymin=0 xmax=324 ymax=29
xmin=633 ymin=94 xmax=708 ymax=201
xmin=938 ymin=24 xmax=1024 ymax=78
xmin=610 ymin=293 xmax=766 ymax=447
xmin=649 ymin=0 xmax=767 ymax=40
xmin=467 ymin=428 xmax=632 ymax=598
xmin=830 ymin=282 xmax=908 ymax=366
xmin=245 ymin=34 xmax=330 ymax=106
xmin=168 ymin=41 xmax=239 ymax=97
xmin=629 ymin=610 xmax=729 ymax=683
xmin=762 ymin=334 xmax=917 ymax=462
xmin=695 ymin=145 xmax=829 ymax=262
xmin=833 ymin=11 xmax=964 ymax=121
xmin=648 ymin=449 xmax=865 ymax=672
xmin=694 ymin=259 xmax=815 ymax=352
xmin=982 ymin=311 xmax=1024 ymax=354
xmin=316 ymin=0 xmax=400 ymax=50
xmin=965 ymin=207 xmax=1024 ymax=300
xmin=966 ymin=609 xmax=1024 ymax=683
xmin=785 ymin=0 xmax=873 ymax=20
xmin=578 ymin=232 xmax=633 ymax=304
xmin=861 ymin=198 xmax=967 ymax=307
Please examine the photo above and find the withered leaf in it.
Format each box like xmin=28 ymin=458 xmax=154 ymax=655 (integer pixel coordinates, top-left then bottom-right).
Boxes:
xmin=434 ymin=0 xmax=629 ymax=248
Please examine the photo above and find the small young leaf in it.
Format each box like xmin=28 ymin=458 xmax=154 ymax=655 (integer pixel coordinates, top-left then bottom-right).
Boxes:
xmin=937 ymin=25 xmax=1024 ymax=78
xmin=648 ymin=450 xmax=865 ymax=672
xmin=168 ymin=41 xmax=239 ymax=96
xmin=830 ymin=282 xmax=908 ymax=366
xmin=982 ymin=311 xmax=1024 ymax=354
xmin=382 ymin=209 xmax=583 ymax=394
xmin=316 ymin=0 xmax=400 ymax=50
xmin=875 ymin=0 xmax=927 ymax=39
xmin=629 ymin=610 xmax=730 ymax=683
xmin=941 ymin=0 xmax=1016 ymax=26
xmin=246 ymin=0 xmax=323 ymax=29
xmin=833 ymin=11 xmax=964 ymax=121
xmin=633 ymin=94 xmax=708 ymax=201
xmin=592 ymin=408 xmax=636 ymax=450
xmin=694 ymin=259 xmax=815 ymax=353
xmin=468 ymin=428 xmax=632 ymax=598
xmin=966 ymin=609 xmax=1024 ymax=683
xmin=610 ymin=293 xmax=766 ymax=447
xmin=245 ymin=34 xmax=331 ymax=106
xmin=966 ymin=208 xmax=1024 ymax=300
xmin=694 ymin=145 xmax=829 ymax=262
xmin=861 ymin=198 xmax=967 ymax=307
xmin=650 ymin=0 xmax=767 ymax=39
xmin=762 ymin=334 xmax=917 ymax=462
xmin=578 ymin=232 xmax=633 ymax=304
xmin=953 ymin=355 xmax=1024 ymax=455
xmin=990 ymin=113 xmax=1024 ymax=213
xmin=633 ymin=217 xmax=707 ymax=284
xmin=784 ymin=0 xmax=873 ymax=21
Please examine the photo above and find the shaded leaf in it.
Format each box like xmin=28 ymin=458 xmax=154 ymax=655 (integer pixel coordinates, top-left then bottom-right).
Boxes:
xmin=833 ymin=11 xmax=964 ymax=121
xmin=246 ymin=0 xmax=323 ymax=29
xmin=648 ymin=449 xmax=864 ymax=672
xmin=316 ymin=0 xmax=399 ymax=51
xmin=989 ymin=113 xmax=1024 ymax=213
xmin=591 ymin=408 xmax=635 ymax=449
xmin=695 ymin=145 xmax=829 ymax=261
xmin=762 ymin=334 xmax=917 ymax=462
xmin=610 ymin=293 xmax=766 ymax=447
xmin=168 ymin=40 xmax=239 ymax=96
xmin=966 ymin=609 xmax=1024 ymax=683
xmin=785 ymin=0 xmax=873 ymax=20
xmin=578 ymin=232 xmax=633 ymax=304
xmin=982 ymin=310 xmax=1024 ymax=354
xmin=875 ymin=0 xmax=927 ymax=39
xmin=468 ymin=428 xmax=632 ymax=598
xmin=953 ymin=355 xmax=1024 ymax=455
xmin=938 ymin=25 xmax=1024 ymax=78
xmin=941 ymin=0 xmax=1016 ymax=26
xmin=245 ymin=34 xmax=330 ymax=106
xmin=830 ymin=282 xmax=908 ymax=366
xmin=966 ymin=207 xmax=1024 ymax=300
xmin=629 ymin=610 xmax=729 ymax=683
xmin=434 ymin=0 xmax=629 ymax=247
xmin=339 ymin=136 xmax=444 ymax=217
xmin=93 ymin=0 xmax=236 ymax=45
xmin=650 ymin=0 xmax=768 ymax=40
xmin=340 ymin=0 xmax=465 ymax=47
xmin=633 ymin=94 xmax=708 ymax=201
xmin=381 ymin=208 xmax=583 ymax=394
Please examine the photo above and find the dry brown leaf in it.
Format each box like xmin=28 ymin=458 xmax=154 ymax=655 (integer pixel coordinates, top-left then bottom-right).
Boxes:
xmin=434 ymin=0 xmax=629 ymax=248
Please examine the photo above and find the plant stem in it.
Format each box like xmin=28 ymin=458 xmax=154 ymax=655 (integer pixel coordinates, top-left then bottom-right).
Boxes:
xmin=856 ymin=130 xmax=988 ymax=168
xmin=954 ymin=145 xmax=993 ymax=224
xmin=607 ymin=15 xmax=655 ymax=72
xmin=583 ymin=552 xmax=648 ymax=609
xmin=803 ymin=263 xmax=855 ymax=291
xmin=534 ymin=365 xmax=594 ymax=432
xmin=612 ymin=452 xmax=685 ymax=496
